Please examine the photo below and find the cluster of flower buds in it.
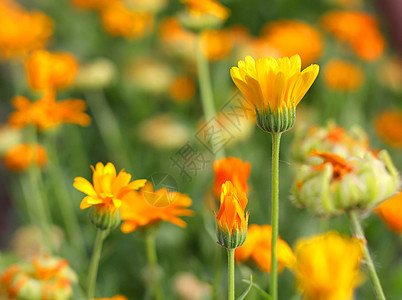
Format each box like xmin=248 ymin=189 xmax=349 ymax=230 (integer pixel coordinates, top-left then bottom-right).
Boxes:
xmin=0 ymin=254 xmax=77 ymax=300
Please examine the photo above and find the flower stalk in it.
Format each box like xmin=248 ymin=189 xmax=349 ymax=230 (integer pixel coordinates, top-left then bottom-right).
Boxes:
xmin=270 ymin=132 xmax=281 ymax=300
xmin=347 ymin=210 xmax=386 ymax=300
xmin=227 ymin=248 xmax=235 ymax=300
xmin=87 ymin=229 xmax=107 ymax=299
xmin=145 ymin=228 xmax=163 ymax=300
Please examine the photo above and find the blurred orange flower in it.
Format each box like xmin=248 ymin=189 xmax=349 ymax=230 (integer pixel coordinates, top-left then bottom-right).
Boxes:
xmin=321 ymin=11 xmax=385 ymax=61
xmin=100 ymin=1 xmax=154 ymax=39
xmin=235 ymin=224 xmax=294 ymax=273
xmin=324 ymin=59 xmax=363 ymax=91
xmin=200 ymin=29 xmax=233 ymax=61
xmin=181 ymin=0 xmax=230 ymax=20
xmin=25 ymin=50 xmax=79 ymax=92
xmin=9 ymin=92 xmax=91 ymax=130
xmin=71 ymin=0 xmax=110 ymax=10
xmin=262 ymin=20 xmax=323 ymax=66
xmin=74 ymin=162 xmax=147 ymax=211
xmin=93 ymin=296 xmax=128 ymax=300
xmin=0 ymin=1 xmax=53 ymax=60
xmin=3 ymin=143 xmax=47 ymax=172
xmin=120 ymin=182 xmax=193 ymax=233
xmin=375 ymin=110 xmax=402 ymax=148
xmin=170 ymin=76 xmax=196 ymax=102
xmin=213 ymin=157 xmax=251 ymax=200
xmin=375 ymin=192 xmax=402 ymax=233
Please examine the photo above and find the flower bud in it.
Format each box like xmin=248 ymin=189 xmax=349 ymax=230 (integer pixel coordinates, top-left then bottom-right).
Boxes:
xmin=256 ymin=104 xmax=296 ymax=134
xmin=88 ymin=205 xmax=121 ymax=231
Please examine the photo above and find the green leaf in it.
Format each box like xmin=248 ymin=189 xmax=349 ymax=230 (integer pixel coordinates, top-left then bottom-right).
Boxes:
xmin=241 ymin=279 xmax=273 ymax=300
xmin=237 ymin=275 xmax=253 ymax=300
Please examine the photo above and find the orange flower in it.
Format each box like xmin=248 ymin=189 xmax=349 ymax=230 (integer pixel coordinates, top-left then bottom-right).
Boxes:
xmin=310 ymin=149 xmax=355 ymax=180
xmin=74 ymin=162 xmax=147 ymax=211
xmin=200 ymin=29 xmax=233 ymax=61
xmin=9 ymin=92 xmax=91 ymax=130
xmin=120 ymin=182 xmax=193 ymax=232
xmin=262 ymin=20 xmax=323 ymax=66
xmin=0 ymin=1 xmax=53 ymax=60
xmin=93 ymin=296 xmax=128 ymax=300
xmin=235 ymin=224 xmax=294 ymax=273
xmin=321 ymin=11 xmax=385 ymax=61
xmin=100 ymin=1 xmax=154 ymax=39
xmin=375 ymin=191 xmax=402 ymax=233
xmin=216 ymin=181 xmax=248 ymax=235
xmin=213 ymin=157 xmax=251 ymax=200
xmin=181 ymin=0 xmax=230 ymax=20
xmin=25 ymin=50 xmax=79 ymax=92
xmin=71 ymin=0 xmax=111 ymax=10
xmin=375 ymin=110 xmax=402 ymax=148
xmin=3 ymin=143 xmax=47 ymax=172
xmin=170 ymin=76 xmax=196 ymax=102
xmin=324 ymin=59 xmax=364 ymax=91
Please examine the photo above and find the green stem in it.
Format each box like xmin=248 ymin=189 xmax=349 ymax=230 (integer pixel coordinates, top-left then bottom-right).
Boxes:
xmin=145 ymin=229 xmax=163 ymax=300
xmin=347 ymin=211 xmax=386 ymax=300
xmin=270 ymin=132 xmax=282 ymax=300
xmin=195 ymin=34 xmax=225 ymax=159
xmin=87 ymin=229 xmax=107 ymax=299
xmin=227 ymin=249 xmax=235 ymax=300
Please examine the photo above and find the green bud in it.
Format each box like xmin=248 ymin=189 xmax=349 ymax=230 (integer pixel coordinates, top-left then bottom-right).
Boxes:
xmin=88 ymin=205 xmax=121 ymax=231
xmin=256 ymin=105 xmax=296 ymax=134
xmin=216 ymin=223 xmax=248 ymax=250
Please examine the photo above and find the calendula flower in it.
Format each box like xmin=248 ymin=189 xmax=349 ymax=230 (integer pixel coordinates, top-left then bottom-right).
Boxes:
xmin=235 ymin=224 xmax=294 ymax=273
xmin=74 ymin=162 xmax=147 ymax=230
xmin=170 ymin=76 xmax=196 ymax=102
xmin=321 ymin=11 xmax=385 ymax=61
xmin=0 ymin=1 xmax=53 ymax=60
xmin=216 ymin=181 xmax=249 ymax=249
xmin=375 ymin=110 xmax=402 ymax=148
xmin=200 ymin=29 xmax=233 ymax=61
xmin=293 ymin=232 xmax=363 ymax=300
xmin=100 ymin=1 xmax=154 ymax=39
xmin=324 ymin=59 xmax=364 ymax=91
xmin=0 ymin=254 xmax=77 ymax=300
xmin=3 ymin=143 xmax=47 ymax=172
xmin=92 ymin=296 xmax=128 ymax=300
xmin=71 ymin=0 xmax=110 ymax=10
xmin=231 ymin=55 xmax=319 ymax=133
xmin=262 ymin=20 xmax=323 ymax=66
xmin=375 ymin=191 xmax=402 ymax=233
xmin=292 ymin=149 xmax=400 ymax=216
xmin=25 ymin=50 xmax=79 ymax=92
xmin=9 ymin=92 xmax=91 ymax=130
xmin=120 ymin=182 xmax=193 ymax=233
xmin=213 ymin=157 xmax=251 ymax=200
xmin=181 ymin=0 xmax=229 ymax=20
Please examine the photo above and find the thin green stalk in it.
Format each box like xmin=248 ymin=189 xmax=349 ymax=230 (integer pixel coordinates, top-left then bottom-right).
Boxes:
xmin=195 ymin=34 xmax=225 ymax=159
xmin=347 ymin=211 xmax=386 ymax=300
xmin=270 ymin=132 xmax=282 ymax=300
xmin=145 ymin=229 xmax=163 ymax=300
xmin=227 ymin=249 xmax=235 ymax=300
xmin=87 ymin=229 xmax=107 ymax=299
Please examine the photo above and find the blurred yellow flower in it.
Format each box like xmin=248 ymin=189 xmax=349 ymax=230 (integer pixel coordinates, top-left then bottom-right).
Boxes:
xmin=0 ymin=1 xmax=53 ymax=60
xmin=235 ymin=224 xmax=294 ymax=273
xmin=120 ymin=182 xmax=193 ymax=233
xmin=262 ymin=20 xmax=323 ymax=66
xmin=375 ymin=110 xmax=402 ymax=148
xmin=293 ymin=232 xmax=363 ymax=300
xmin=200 ymin=29 xmax=233 ymax=61
xmin=375 ymin=191 xmax=402 ymax=233
xmin=74 ymin=162 xmax=146 ymax=211
xmin=231 ymin=55 xmax=319 ymax=116
xmin=100 ymin=1 xmax=154 ymax=39
xmin=25 ymin=50 xmax=79 ymax=92
xmin=3 ymin=143 xmax=47 ymax=172
xmin=321 ymin=11 xmax=385 ymax=61
xmin=181 ymin=0 xmax=229 ymax=20
xmin=170 ymin=76 xmax=196 ymax=102
xmin=324 ymin=59 xmax=364 ymax=91
xmin=213 ymin=157 xmax=251 ymax=200
xmin=9 ymin=92 xmax=91 ymax=130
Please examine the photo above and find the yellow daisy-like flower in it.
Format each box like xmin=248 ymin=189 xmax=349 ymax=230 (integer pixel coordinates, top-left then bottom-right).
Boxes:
xmin=74 ymin=162 xmax=146 ymax=230
xmin=230 ymin=55 xmax=319 ymax=133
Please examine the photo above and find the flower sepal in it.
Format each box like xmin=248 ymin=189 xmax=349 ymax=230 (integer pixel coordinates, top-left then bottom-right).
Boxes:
xmin=88 ymin=205 xmax=121 ymax=231
xmin=256 ymin=104 xmax=296 ymax=134
xmin=216 ymin=221 xmax=248 ymax=250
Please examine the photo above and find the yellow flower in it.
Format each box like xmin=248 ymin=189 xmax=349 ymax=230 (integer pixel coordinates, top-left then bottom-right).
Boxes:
xmin=375 ymin=191 xmax=402 ymax=233
xmin=324 ymin=59 xmax=364 ymax=91
xmin=181 ymin=0 xmax=229 ymax=20
xmin=74 ymin=162 xmax=146 ymax=210
xmin=230 ymin=55 xmax=319 ymax=133
xmin=293 ymin=232 xmax=363 ymax=300
xmin=235 ymin=224 xmax=294 ymax=273
xmin=262 ymin=20 xmax=323 ymax=66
